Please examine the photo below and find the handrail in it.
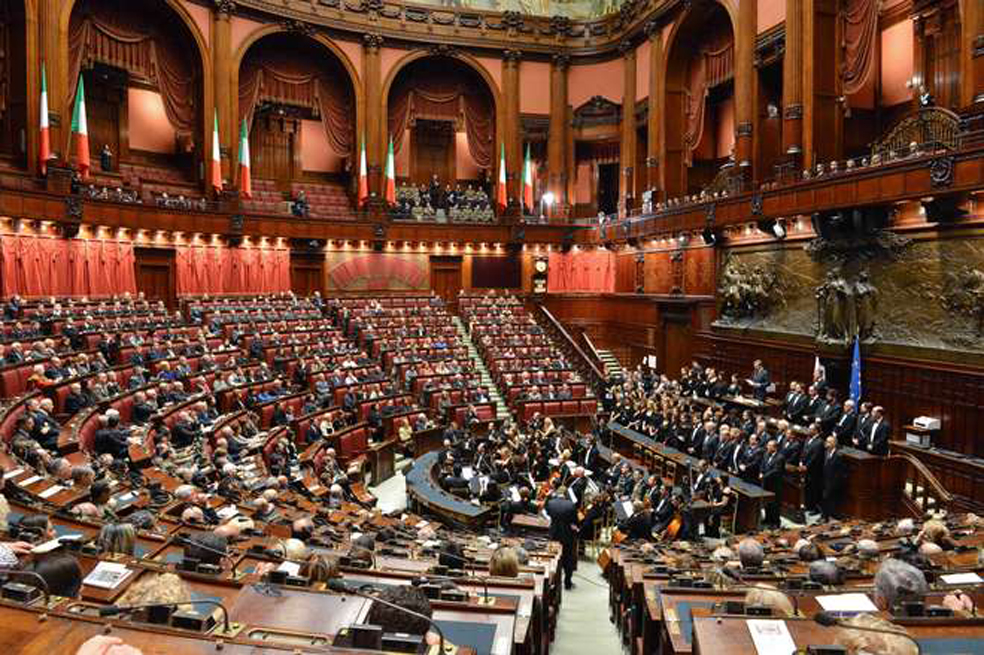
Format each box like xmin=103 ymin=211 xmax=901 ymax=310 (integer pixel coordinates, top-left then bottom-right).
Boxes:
xmin=538 ymin=305 xmax=605 ymax=386
xmin=581 ymin=331 xmax=605 ymax=370
xmin=888 ymin=452 xmax=954 ymax=507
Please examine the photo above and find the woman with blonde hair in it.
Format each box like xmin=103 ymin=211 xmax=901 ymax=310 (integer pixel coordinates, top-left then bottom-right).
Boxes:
xmin=118 ymin=572 xmax=191 ymax=607
xmin=489 ymin=546 xmax=520 ymax=578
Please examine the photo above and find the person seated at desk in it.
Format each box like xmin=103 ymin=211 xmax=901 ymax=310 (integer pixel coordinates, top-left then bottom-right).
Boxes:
xmin=183 ymin=532 xmax=228 ymax=567
xmin=98 ymin=523 xmax=136 ymax=556
xmin=21 ymin=555 xmax=79 ymax=604
xmin=364 ymin=585 xmax=444 ymax=647
xmin=619 ymin=500 xmax=653 ymax=541
xmin=873 ymin=558 xmax=927 ymax=611
xmin=94 ymin=411 xmax=132 ymax=460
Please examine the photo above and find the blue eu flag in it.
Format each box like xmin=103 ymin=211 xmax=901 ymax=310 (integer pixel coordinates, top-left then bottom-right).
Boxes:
xmin=849 ymin=337 xmax=862 ymax=404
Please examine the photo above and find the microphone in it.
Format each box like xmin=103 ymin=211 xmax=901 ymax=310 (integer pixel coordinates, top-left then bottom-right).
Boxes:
xmin=812 ymin=611 xmax=922 ymax=654
xmin=327 ymin=578 xmax=446 ymax=655
xmin=0 ymin=568 xmax=50 ymax=606
xmin=174 ymin=535 xmax=239 ymax=577
xmin=99 ymin=599 xmax=232 ymax=633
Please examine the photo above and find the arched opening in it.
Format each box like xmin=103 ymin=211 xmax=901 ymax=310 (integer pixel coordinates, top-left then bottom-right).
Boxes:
xmin=0 ymin=0 xmax=28 ymax=169
xmin=67 ymin=0 xmax=204 ymax=196
xmin=386 ymin=55 xmax=496 ymax=223
xmin=663 ymin=2 xmax=735 ymax=198
xmin=237 ymin=32 xmax=356 ymax=219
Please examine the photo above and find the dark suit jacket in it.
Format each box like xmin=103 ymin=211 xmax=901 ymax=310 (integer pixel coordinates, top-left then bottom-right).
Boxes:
xmin=760 ymin=451 xmax=786 ymax=490
xmin=701 ymin=434 xmax=720 ymax=462
xmin=545 ymin=497 xmax=578 ymax=544
xmin=800 ymin=437 xmax=825 ymax=476
xmin=832 ymin=411 xmax=857 ymax=443
xmin=622 ymin=510 xmax=653 ymax=541
xmin=823 ymin=449 xmax=846 ymax=495
xmin=867 ymin=420 xmax=890 ymax=456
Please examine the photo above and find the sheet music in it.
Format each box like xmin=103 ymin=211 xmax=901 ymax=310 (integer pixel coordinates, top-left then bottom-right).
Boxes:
xmin=568 ymin=488 xmax=578 ymax=503
xmin=462 ymin=466 xmax=474 ymax=480
xmin=510 ymin=486 xmax=521 ymax=503
xmin=621 ymin=500 xmax=634 ymax=518
xmin=746 ymin=619 xmax=797 ymax=655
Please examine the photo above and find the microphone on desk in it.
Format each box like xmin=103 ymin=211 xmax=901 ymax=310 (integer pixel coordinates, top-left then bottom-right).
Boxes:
xmin=98 ymin=599 xmax=233 ymax=634
xmin=812 ymin=611 xmax=923 ymax=655
xmin=174 ymin=535 xmax=239 ymax=577
xmin=327 ymin=578 xmax=447 ymax=655
xmin=0 ymin=568 xmax=50 ymax=607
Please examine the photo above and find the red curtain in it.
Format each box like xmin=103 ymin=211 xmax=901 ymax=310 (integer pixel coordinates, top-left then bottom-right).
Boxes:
xmin=238 ymin=43 xmax=355 ymax=158
xmin=388 ymin=61 xmax=494 ymax=169
xmin=547 ymin=251 xmax=615 ymax=293
xmin=176 ymin=246 xmax=290 ymax=295
xmin=68 ymin=0 xmax=197 ymax=142
xmin=842 ymin=0 xmax=878 ymax=95
xmin=1 ymin=235 xmax=136 ymax=298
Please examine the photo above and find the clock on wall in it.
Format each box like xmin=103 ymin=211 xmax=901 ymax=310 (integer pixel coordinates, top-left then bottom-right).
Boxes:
xmin=532 ymin=256 xmax=548 ymax=294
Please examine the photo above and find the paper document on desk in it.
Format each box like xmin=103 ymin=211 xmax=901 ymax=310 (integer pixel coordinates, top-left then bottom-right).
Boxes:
xmin=941 ymin=572 xmax=984 ymax=584
xmin=3 ymin=468 xmax=24 ymax=479
xmin=815 ymin=593 xmax=877 ymax=613
xmin=18 ymin=475 xmax=42 ymax=487
xmin=84 ymin=562 xmax=133 ymax=589
xmin=746 ymin=619 xmax=797 ymax=655
xmin=277 ymin=561 xmax=301 ymax=576
xmin=37 ymin=485 xmax=65 ymax=499
xmin=622 ymin=500 xmax=634 ymax=517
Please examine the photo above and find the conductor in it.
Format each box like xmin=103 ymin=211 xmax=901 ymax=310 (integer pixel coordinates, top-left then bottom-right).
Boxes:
xmin=545 ymin=486 xmax=579 ymax=590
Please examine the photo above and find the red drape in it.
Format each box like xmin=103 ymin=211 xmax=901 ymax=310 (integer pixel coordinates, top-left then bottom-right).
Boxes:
xmin=841 ymin=0 xmax=878 ymax=95
xmin=238 ymin=43 xmax=355 ymax=158
xmin=547 ymin=251 xmax=615 ymax=293
xmin=68 ymin=0 xmax=197 ymax=143
xmin=388 ymin=61 xmax=494 ymax=169
xmin=1 ymin=235 xmax=136 ymax=298
xmin=176 ymin=246 xmax=290 ymax=295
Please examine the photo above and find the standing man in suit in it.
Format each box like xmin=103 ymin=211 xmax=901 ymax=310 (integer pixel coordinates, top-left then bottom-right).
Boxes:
xmin=700 ymin=422 xmax=720 ymax=462
xmin=863 ymin=406 xmax=890 ymax=456
xmin=821 ymin=436 xmax=847 ymax=520
xmin=580 ymin=435 xmax=600 ymax=474
xmin=832 ymin=399 xmax=858 ymax=446
xmin=804 ymin=385 xmax=826 ymax=425
xmin=852 ymin=402 xmax=873 ymax=448
xmin=739 ymin=433 xmax=764 ymax=483
xmin=785 ymin=382 xmax=808 ymax=424
xmin=818 ymin=389 xmax=843 ymax=436
xmin=746 ymin=360 xmax=771 ymax=401
xmin=798 ymin=425 xmax=825 ymax=515
xmin=545 ymin=488 xmax=579 ymax=590
xmin=760 ymin=439 xmax=785 ymax=528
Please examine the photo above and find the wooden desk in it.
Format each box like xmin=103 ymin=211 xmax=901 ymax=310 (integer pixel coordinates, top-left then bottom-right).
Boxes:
xmin=892 ymin=439 xmax=984 ymax=514
xmin=365 ymin=439 xmax=396 ymax=483
xmin=692 ymin=615 xmax=984 ymax=655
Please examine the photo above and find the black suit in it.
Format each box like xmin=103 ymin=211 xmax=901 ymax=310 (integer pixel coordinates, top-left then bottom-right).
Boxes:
xmin=760 ymin=451 xmax=785 ymax=527
xmin=545 ymin=496 xmax=578 ymax=588
xmin=740 ymin=445 xmax=763 ymax=482
xmin=832 ymin=410 xmax=857 ymax=445
xmin=818 ymin=402 xmax=842 ymax=436
xmin=650 ymin=494 xmax=675 ymax=533
xmin=799 ymin=436 xmax=825 ymax=512
xmin=865 ymin=419 xmax=890 ymax=456
xmin=64 ymin=392 xmax=89 ymax=416
xmin=786 ymin=393 xmax=808 ymax=424
xmin=701 ymin=434 xmax=720 ymax=462
xmin=621 ymin=509 xmax=653 ymax=541
xmin=822 ymin=448 xmax=846 ymax=518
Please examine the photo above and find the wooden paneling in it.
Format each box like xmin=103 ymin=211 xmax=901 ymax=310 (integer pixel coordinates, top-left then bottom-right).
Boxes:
xmin=290 ymin=253 xmax=325 ymax=297
xmin=694 ymin=330 xmax=984 ymax=457
xmin=134 ymin=247 xmax=176 ymax=308
xmin=430 ymin=256 xmax=463 ymax=310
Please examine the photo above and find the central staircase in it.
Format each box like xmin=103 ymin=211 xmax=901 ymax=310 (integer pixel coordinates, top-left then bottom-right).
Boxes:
xmin=452 ymin=316 xmax=511 ymax=421
xmin=595 ymin=349 xmax=624 ymax=379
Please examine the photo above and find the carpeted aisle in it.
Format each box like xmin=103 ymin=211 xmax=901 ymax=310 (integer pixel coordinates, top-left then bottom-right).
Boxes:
xmin=552 ymin=559 xmax=621 ymax=655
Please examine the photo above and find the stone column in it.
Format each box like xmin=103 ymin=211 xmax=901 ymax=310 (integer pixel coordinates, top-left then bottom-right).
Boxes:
xmin=363 ymin=34 xmax=384 ymax=198
xmin=646 ymin=20 xmax=663 ymax=196
xmin=782 ymin=0 xmax=804 ymax=161
xmin=620 ymin=40 xmax=637 ymax=212
xmin=548 ymin=53 xmax=570 ymax=216
xmin=503 ymin=49 xmax=523 ymax=211
xmin=212 ymin=1 xmax=235 ymax=184
xmin=734 ymin=0 xmax=757 ymax=173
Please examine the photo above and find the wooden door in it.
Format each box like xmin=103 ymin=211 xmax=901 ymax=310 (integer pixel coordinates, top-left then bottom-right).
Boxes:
xmin=134 ymin=248 xmax=176 ymax=308
xmin=430 ymin=256 xmax=462 ymax=312
xmin=661 ymin=317 xmax=692 ymax=377
xmin=290 ymin=254 xmax=324 ymax=297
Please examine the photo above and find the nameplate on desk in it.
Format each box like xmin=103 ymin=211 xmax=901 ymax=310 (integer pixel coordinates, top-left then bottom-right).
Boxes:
xmin=3 ymin=468 xmax=24 ymax=479
xmin=18 ymin=475 xmax=43 ymax=487
xmin=940 ymin=572 xmax=983 ymax=585
xmin=38 ymin=485 xmax=66 ymax=499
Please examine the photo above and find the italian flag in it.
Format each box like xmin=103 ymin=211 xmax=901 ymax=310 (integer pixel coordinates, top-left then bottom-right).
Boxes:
xmin=522 ymin=143 xmax=534 ymax=213
xmin=210 ymin=110 xmax=222 ymax=194
xmin=39 ymin=63 xmax=51 ymax=176
xmin=238 ymin=119 xmax=251 ymax=199
xmin=357 ymin=138 xmax=368 ymax=207
xmin=384 ymin=137 xmax=396 ymax=205
xmin=496 ymin=143 xmax=507 ymax=210
xmin=70 ymin=75 xmax=90 ymax=180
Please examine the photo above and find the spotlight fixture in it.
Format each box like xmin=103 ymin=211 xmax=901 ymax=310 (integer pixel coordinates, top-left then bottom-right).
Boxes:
xmin=756 ymin=218 xmax=786 ymax=240
xmin=701 ymin=225 xmax=718 ymax=246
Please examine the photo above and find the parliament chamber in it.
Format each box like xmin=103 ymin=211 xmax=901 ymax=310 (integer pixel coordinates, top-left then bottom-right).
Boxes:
xmin=0 ymin=0 xmax=983 ymax=653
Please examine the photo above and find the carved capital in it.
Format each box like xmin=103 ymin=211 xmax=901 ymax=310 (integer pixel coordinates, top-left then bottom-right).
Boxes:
xmin=503 ymin=49 xmax=523 ymax=64
xmin=619 ymin=39 xmax=634 ymax=57
xmin=551 ymin=53 xmax=571 ymax=70
xmin=783 ymin=103 xmax=804 ymax=120
xmin=501 ymin=10 xmax=524 ymax=31
xmin=750 ymin=192 xmax=763 ymax=216
xmin=65 ymin=196 xmax=83 ymax=222
xmin=212 ymin=0 xmax=235 ymax=16
xmin=549 ymin=15 xmax=571 ymax=36
xmin=736 ymin=121 xmax=753 ymax=137
xmin=429 ymin=43 xmax=457 ymax=58
xmin=280 ymin=19 xmax=314 ymax=36
xmin=644 ymin=19 xmax=660 ymax=39
xmin=363 ymin=33 xmax=384 ymax=52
